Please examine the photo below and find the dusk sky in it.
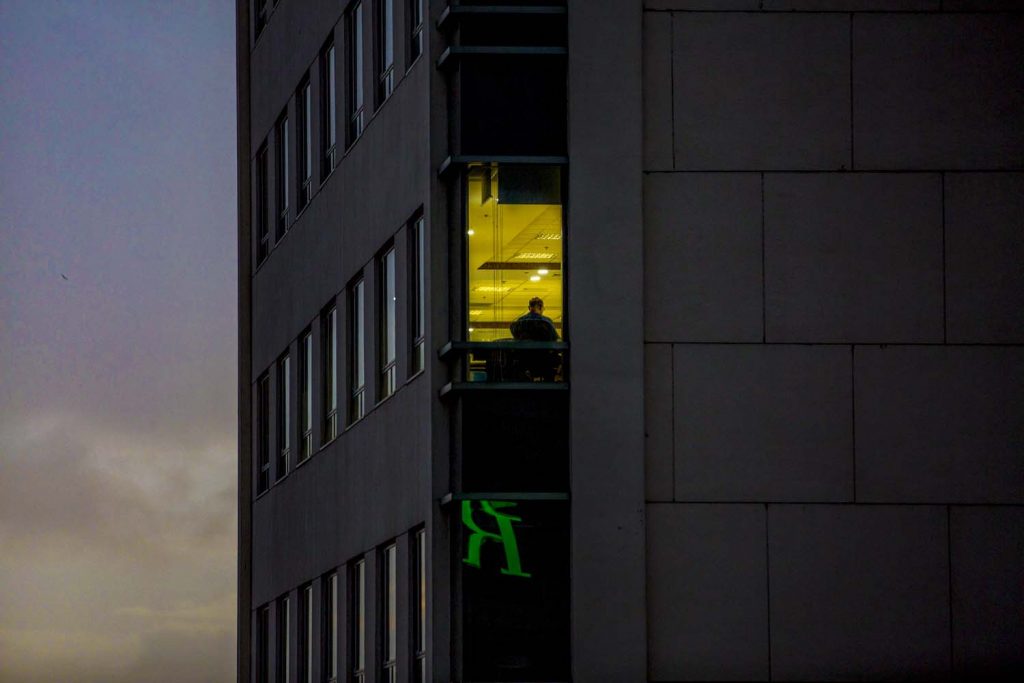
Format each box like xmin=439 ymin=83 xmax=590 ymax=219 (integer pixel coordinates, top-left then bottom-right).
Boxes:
xmin=1 ymin=2 xmax=238 ymax=681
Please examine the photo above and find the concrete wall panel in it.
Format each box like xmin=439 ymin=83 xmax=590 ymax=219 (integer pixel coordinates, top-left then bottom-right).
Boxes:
xmin=673 ymin=13 xmax=850 ymax=170
xmin=855 ymin=346 xmax=1024 ymax=503
xmin=945 ymin=173 xmax=1024 ymax=343
xmin=951 ymin=506 xmax=1024 ymax=678
xmin=853 ymin=14 xmax=1024 ymax=169
xmin=765 ymin=0 xmax=937 ymax=8
xmin=674 ymin=345 xmax=853 ymax=502
xmin=769 ymin=505 xmax=951 ymax=680
xmin=645 ymin=344 xmax=673 ymax=502
xmin=647 ymin=504 xmax=769 ymax=681
xmin=646 ymin=1 xmax=758 ymax=10
xmin=643 ymin=13 xmax=673 ymax=171
xmin=764 ymin=173 xmax=943 ymax=343
xmin=644 ymin=173 xmax=763 ymax=342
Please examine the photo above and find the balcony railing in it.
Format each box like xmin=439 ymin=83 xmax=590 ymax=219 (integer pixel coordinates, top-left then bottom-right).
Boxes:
xmin=439 ymin=340 xmax=568 ymax=394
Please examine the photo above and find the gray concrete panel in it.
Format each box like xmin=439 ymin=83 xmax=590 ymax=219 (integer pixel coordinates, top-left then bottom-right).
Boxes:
xmin=769 ymin=504 xmax=951 ymax=681
xmin=569 ymin=0 xmax=648 ymax=679
xmin=674 ymin=345 xmax=854 ymax=502
xmin=855 ymin=346 xmax=1024 ymax=504
xmin=646 ymin=0 xmax=758 ymax=8
xmin=673 ymin=13 xmax=850 ymax=170
xmin=951 ymin=506 xmax=1024 ymax=678
xmin=765 ymin=173 xmax=943 ymax=343
xmin=853 ymin=14 xmax=1024 ymax=170
xmin=647 ymin=504 xmax=768 ymax=681
xmin=643 ymin=13 xmax=673 ymax=171
xmin=946 ymin=173 xmax=1024 ymax=343
xmin=645 ymin=345 xmax=674 ymax=502
xmin=644 ymin=173 xmax=763 ymax=342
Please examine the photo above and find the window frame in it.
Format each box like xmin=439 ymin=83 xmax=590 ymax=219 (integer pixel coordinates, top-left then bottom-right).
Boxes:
xmin=275 ymin=110 xmax=290 ymax=239
xmin=296 ymin=76 xmax=313 ymax=212
xmin=277 ymin=595 xmax=291 ymax=683
xmin=299 ymin=584 xmax=314 ymax=683
xmin=256 ymin=142 xmax=270 ymax=265
xmin=349 ymin=278 xmax=366 ymax=424
xmin=375 ymin=0 xmax=395 ymax=107
xmin=379 ymin=542 xmax=398 ymax=683
xmin=346 ymin=1 xmax=365 ymax=145
xmin=411 ymin=528 xmax=427 ymax=683
xmin=276 ymin=353 xmax=291 ymax=480
xmin=407 ymin=0 xmax=424 ymax=68
xmin=323 ymin=303 xmax=339 ymax=442
xmin=409 ymin=214 xmax=425 ymax=376
xmin=323 ymin=572 xmax=339 ymax=683
xmin=378 ymin=245 xmax=397 ymax=400
xmin=349 ymin=558 xmax=367 ymax=683
xmin=256 ymin=372 xmax=271 ymax=494
xmin=320 ymin=37 xmax=338 ymax=178
xmin=257 ymin=604 xmax=271 ymax=683
xmin=298 ymin=330 xmax=313 ymax=461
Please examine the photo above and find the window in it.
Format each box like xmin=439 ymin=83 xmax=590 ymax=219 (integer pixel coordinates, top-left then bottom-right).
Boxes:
xmin=257 ymin=373 xmax=270 ymax=494
xmin=276 ymin=353 xmax=290 ymax=480
xmin=275 ymin=111 xmax=290 ymax=239
xmin=323 ymin=304 xmax=338 ymax=442
xmin=464 ymin=164 xmax=565 ymax=382
xmin=349 ymin=279 xmax=366 ymax=423
xmin=299 ymin=330 xmax=313 ymax=461
xmin=380 ymin=543 xmax=398 ymax=683
xmin=346 ymin=1 xmax=365 ymax=143
xmin=257 ymin=604 xmax=271 ymax=683
xmin=407 ymin=0 xmax=423 ymax=66
xmin=255 ymin=0 xmax=269 ymax=38
xmin=323 ymin=573 xmax=338 ymax=682
xmin=256 ymin=143 xmax=270 ymax=265
xmin=320 ymin=38 xmax=337 ymax=177
xmin=277 ymin=595 xmax=291 ymax=683
xmin=411 ymin=528 xmax=427 ymax=683
xmin=296 ymin=77 xmax=313 ymax=211
xmin=349 ymin=558 xmax=366 ymax=683
xmin=299 ymin=584 xmax=314 ymax=683
xmin=378 ymin=247 xmax=397 ymax=399
xmin=375 ymin=0 xmax=395 ymax=106
xmin=409 ymin=215 xmax=425 ymax=375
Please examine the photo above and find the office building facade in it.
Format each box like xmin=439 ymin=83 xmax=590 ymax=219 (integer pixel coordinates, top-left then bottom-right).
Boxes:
xmin=238 ymin=1 xmax=1023 ymax=680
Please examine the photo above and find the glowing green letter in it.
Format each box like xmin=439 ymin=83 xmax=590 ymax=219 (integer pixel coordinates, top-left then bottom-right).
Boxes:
xmin=461 ymin=500 xmax=531 ymax=578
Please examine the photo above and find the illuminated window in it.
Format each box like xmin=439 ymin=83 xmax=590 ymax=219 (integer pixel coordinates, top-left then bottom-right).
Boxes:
xmin=320 ymin=38 xmax=337 ymax=177
xmin=380 ymin=543 xmax=398 ymax=683
xmin=296 ymin=77 xmax=312 ymax=211
xmin=256 ymin=373 xmax=270 ymax=494
xmin=409 ymin=215 xmax=426 ymax=375
xmin=257 ymin=604 xmax=271 ymax=683
xmin=276 ymin=595 xmax=291 ymax=683
xmin=375 ymin=0 xmax=395 ymax=106
xmin=346 ymin=2 xmax=365 ymax=144
xmin=349 ymin=279 xmax=366 ymax=422
xmin=411 ymin=528 xmax=427 ymax=683
xmin=379 ymin=247 xmax=397 ymax=399
xmin=323 ymin=303 xmax=338 ymax=442
xmin=350 ymin=558 xmax=367 ymax=683
xmin=299 ymin=584 xmax=314 ymax=683
xmin=299 ymin=330 xmax=313 ymax=461
xmin=407 ymin=0 xmax=423 ymax=66
xmin=276 ymin=353 xmax=290 ymax=480
xmin=275 ymin=111 xmax=290 ymax=239
xmin=323 ymin=572 xmax=338 ymax=682
xmin=256 ymin=142 xmax=270 ymax=265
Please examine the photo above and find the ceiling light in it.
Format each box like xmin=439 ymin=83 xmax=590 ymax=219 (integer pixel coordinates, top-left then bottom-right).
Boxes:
xmin=530 ymin=275 xmax=541 ymax=282
xmin=467 ymin=229 xmax=475 ymax=236
xmin=514 ymin=252 xmax=555 ymax=260
xmin=468 ymin=328 xmax=475 ymax=333
xmin=537 ymin=269 xmax=549 ymax=275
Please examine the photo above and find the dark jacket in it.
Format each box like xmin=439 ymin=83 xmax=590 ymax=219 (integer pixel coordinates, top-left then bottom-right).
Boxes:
xmin=510 ymin=311 xmax=559 ymax=341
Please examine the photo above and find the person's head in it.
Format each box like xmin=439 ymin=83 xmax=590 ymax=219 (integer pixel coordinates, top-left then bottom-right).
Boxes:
xmin=528 ymin=297 xmax=545 ymax=314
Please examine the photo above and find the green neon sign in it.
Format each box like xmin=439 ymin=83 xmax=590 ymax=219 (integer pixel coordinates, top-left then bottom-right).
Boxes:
xmin=461 ymin=500 xmax=531 ymax=578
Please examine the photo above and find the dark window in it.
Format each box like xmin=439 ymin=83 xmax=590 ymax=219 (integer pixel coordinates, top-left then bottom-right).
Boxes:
xmin=375 ymin=0 xmax=395 ymax=106
xmin=349 ymin=279 xmax=366 ymax=423
xmin=349 ymin=558 xmax=366 ymax=683
xmin=324 ymin=572 xmax=338 ymax=682
xmin=407 ymin=0 xmax=423 ymax=66
xmin=296 ymin=77 xmax=313 ymax=211
xmin=299 ymin=330 xmax=313 ymax=461
xmin=276 ymin=353 xmax=290 ymax=480
xmin=320 ymin=39 xmax=337 ymax=178
xmin=256 ymin=373 xmax=270 ymax=494
xmin=255 ymin=0 xmax=269 ymax=38
xmin=256 ymin=143 xmax=270 ymax=265
xmin=409 ymin=215 xmax=425 ymax=375
xmin=378 ymin=247 xmax=397 ymax=399
xmin=380 ymin=543 xmax=397 ymax=683
xmin=411 ymin=528 xmax=427 ymax=683
xmin=275 ymin=111 xmax=290 ymax=239
xmin=257 ymin=604 xmax=271 ymax=683
xmin=299 ymin=584 xmax=314 ymax=683
xmin=346 ymin=2 xmax=365 ymax=144
xmin=276 ymin=595 xmax=291 ymax=683
xmin=323 ymin=304 xmax=338 ymax=442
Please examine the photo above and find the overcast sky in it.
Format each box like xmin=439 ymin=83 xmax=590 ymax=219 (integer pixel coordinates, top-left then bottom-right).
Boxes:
xmin=0 ymin=2 xmax=237 ymax=681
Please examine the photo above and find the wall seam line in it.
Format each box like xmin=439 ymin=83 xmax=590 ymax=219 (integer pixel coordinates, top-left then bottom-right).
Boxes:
xmin=849 ymin=13 xmax=855 ymax=171
xmin=669 ymin=12 xmax=676 ymax=171
xmin=761 ymin=172 xmax=767 ymax=344
xmin=765 ymin=503 xmax=773 ymax=681
xmin=942 ymin=172 xmax=948 ymax=344
xmin=947 ymin=504 xmax=954 ymax=676
xmin=851 ymin=344 xmax=857 ymax=503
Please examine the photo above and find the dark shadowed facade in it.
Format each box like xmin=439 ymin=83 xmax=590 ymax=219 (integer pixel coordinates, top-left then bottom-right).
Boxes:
xmin=237 ymin=1 xmax=1023 ymax=681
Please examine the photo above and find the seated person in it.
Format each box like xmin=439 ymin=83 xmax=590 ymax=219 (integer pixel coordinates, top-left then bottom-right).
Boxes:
xmin=509 ymin=297 xmax=560 ymax=381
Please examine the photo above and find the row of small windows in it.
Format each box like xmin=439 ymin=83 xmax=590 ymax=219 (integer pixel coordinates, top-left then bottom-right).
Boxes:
xmin=255 ymin=528 xmax=428 ymax=683
xmin=254 ymin=0 xmax=425 ymax=268
xmin=256 ymin=215 xmax=426 ymax=494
